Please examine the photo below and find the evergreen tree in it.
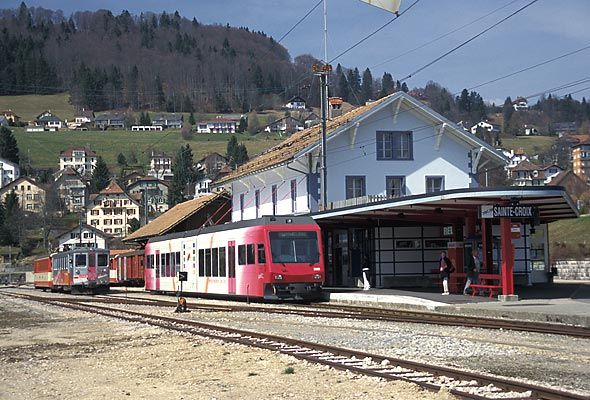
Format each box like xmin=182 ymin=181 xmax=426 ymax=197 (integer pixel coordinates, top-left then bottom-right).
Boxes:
xmin=338 ymin=72 xmax=350 ymax=103
xmin=168 ymin=144 xmax=197 ymax=208
xmin=238 ymin=116 xmax=247 ymax=133
xmin=188 ymin=112 xmax=196 ymax=125
xmin=361 ymin=68 xmax=374 ymax=102
xmin=127 ymin=65 xmax=139 ymax=109
xmin=127 ymin=217 xmax=140 ymax=233
xmin=0 ymin=126 xmax=20 ymax=164
xmin=89 ymin=156 xmax=111 ymax=193
xmin=379 ymin=72 xmax=394 ymax=98
xmin=155 ymin=74 xmax=166 ymax=110
xmin=401 ymin=82 xmax=409 ymax=93
xmin=226 ymin=135 xmax=238 ymax=163
xmin=234 ymin=143 xmax=249 ymax=167
xmin=117 ymin=152 xmax=127 ymax=166
xmin=139 ymin=111 xmax=151 ymax=125
xmin=502 ymin=96 xmax=514 ymax=134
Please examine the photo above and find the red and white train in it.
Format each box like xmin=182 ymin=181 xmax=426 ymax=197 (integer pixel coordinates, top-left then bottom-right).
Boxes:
xmin=145 ymin=216 xmax=324 ymax=300
xmin=33 ymin=247 xmax=110 ymax=293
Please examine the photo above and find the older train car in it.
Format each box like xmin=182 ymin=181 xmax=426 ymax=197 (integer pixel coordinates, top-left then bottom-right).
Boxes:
xmin=33 ymin=256 xmax=52 ymax=290
xmin=145 ymin=216 xmax=324 ymax=301
xmin=52 ymin=248 xmax=110 ymax=293
xmin=109 ymin=249 xmax=145 ymax=286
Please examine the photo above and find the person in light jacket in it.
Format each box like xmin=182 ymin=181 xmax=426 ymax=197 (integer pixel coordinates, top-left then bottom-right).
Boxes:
xmin=439 ymin=251 xmax=454 ymax=295
xmin=463 ymin=249 xmax=481 ymax=295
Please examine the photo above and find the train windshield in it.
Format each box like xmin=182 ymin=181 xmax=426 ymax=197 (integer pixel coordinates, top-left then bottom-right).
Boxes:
xmin=97 ymin=254 xmax=108 ymax=267
xmin=269 ymin=231 xmax=319 ymax=264
xmin=75 ymin=254 xmax=87 ymax=266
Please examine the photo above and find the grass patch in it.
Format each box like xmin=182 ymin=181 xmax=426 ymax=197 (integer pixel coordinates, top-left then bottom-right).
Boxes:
xmin=283 ymin=367 xmax=295 ymax=374
xmin=0 ymin=93 xmax=74 ymax=122
xmin=13 ymin=128 xmax=279 ymax=170
xmin=549 ymin=215 xmax=590 ymax=260
xmin=501 ymin=136 xmax=557 ymax=157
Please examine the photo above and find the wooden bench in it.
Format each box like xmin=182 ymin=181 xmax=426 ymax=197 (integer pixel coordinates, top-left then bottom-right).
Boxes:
xmin=469 ymin=274 xmax=502 ymax=298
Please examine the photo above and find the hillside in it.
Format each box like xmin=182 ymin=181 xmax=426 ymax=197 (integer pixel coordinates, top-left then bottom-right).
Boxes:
xmin=0 ymin=92 xmax=73 ymax=121
xmin=548 ymin=215 xmax=590 ymax=260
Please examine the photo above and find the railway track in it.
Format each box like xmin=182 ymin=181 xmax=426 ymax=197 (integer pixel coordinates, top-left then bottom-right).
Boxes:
xmin=99 ymin=291 xmax=590 ymax=338
xmin=1 ymin=291 xmax=587 ymax=400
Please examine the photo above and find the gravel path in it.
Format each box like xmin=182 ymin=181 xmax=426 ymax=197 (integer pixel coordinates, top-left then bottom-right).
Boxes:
xmin=0 ymin=295 xmax=454 ymax=400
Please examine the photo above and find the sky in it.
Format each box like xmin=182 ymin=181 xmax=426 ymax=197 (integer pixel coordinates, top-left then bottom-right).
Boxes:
xmin=4 ymin=0 xmax=590 ymax=104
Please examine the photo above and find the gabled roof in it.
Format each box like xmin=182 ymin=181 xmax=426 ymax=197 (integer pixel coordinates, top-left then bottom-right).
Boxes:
xmin=215 ymin=91 xmax=506 ymax=186
xmin=287 ymin=96 xmax=306 ymax=103
xmin=123 ymin=191 xmax=231 ymax=243
xmin=0 ymin=176 xmax=44 ymax=196
xmin=95 ymin=113 xmax=125 ymax=121
xmin=197 ymin=152 xmax=228 ymax=164
xmin=36 ymin=111 xmax=62 ymax=122
xmin=55 ymin=223 xmax=113 ymax=240
xmin=127 ymin=177 xmax=169 ymax=190
xmin=548 ymin=170 xmax=587 ymax=187
xmin=101 ymin=180 xmax=125 ymax=194
xmin=152 ymin=114 xmax=183 ymax=123
xmin=150 ymin=150 xmax=171 ymax=158
xmin=512 ymin=160 xmax=541 ymax=172
xmin=60 ymin=146 xmax=97 ymax=157
xmin=1 ymin=110 xmax=20 ymax=118
xmin=200 ymin=118 xmax=238 ymax=124
xmin=75 ymin=109 xmax=95 ymax=119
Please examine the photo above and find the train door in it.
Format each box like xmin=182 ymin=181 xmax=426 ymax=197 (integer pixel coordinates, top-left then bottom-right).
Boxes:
xmin=228 ymin=241 xmax=236 ymax=294
xmin=331 ymin=230 xmax=349 ymax=286
xmin=155 ymin=250 xmax=160 ymax=291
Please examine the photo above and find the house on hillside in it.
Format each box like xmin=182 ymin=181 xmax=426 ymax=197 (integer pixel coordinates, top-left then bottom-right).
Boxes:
xmin=512 ymin=97 xmax=529 ymax=110
xmin=126 ymin=177 xmax=170 ymax=221
xmin=95 ymin=113 xmax=126 ymax=130
xmin=264 ymin=116 xmax=304 ymax=136
xmin=68 ymin=108 xmax=95 ymax=130
xmin=0 ymin=158 xmax=20 ymax=188
xmin=53 ymin=167 xmax=87 ymax=213
xmin=152 ymin=114 xmax=183 ymax=129
xmin=552 ymin=121 xmax=577 ymax=136
xmin=1 ymin=110 xmax=20 ymax=125
xmin=521 ymin=124 xmax=539 ymax=136
xmin=148 ymin=150 xmax=173 ymax=181
xmin=87 ymin=181 xmax=141 ymax=237
xmin=547 ymin=170 xmax=590 ymax=205
xmin=510 ymin=160 xmax=546 ymax=186
xmin=285 ymin=96 xmax=306 ymax=110
xmin=0 ymin=177 xmax=46 ymax=213
xmin=540 ymin=164 xmax=563 ymax=184
xmin=304 ymin=112 xmax=320 ymax=128
xmin=59 ymin=146 xmax=97 ymax=176
xmin=196 ymin=152 xmax=229 ymax=177
xmin=36 ymin=111 xmax=63 ymax=130
xmin=213 ymin=91 xmax=506 ymax=221
xmin=470 ymin=120 xmax=501 ymax=135
xmin=54 ymin=224 xmax=112 ymax=252
xmin=196 ymin=117 xmax=238 ymax=134
xmin=572 ymin=141 xmax=590 ymax=183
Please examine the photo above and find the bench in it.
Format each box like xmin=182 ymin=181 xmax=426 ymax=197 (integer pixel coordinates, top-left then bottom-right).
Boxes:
xmin=468 ymin=274 xmax=502 ymax=298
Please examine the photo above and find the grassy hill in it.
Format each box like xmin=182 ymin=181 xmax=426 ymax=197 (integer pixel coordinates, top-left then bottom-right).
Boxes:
xmin=548 ymin=215 xmax=590 ymax=260
xmin=0 ymin=93 xmax=74 ymax=122
xmin=14 ymin=128 xmax=282 ymax=170
xmin=501 ymin=136 xmax=557 ymax=157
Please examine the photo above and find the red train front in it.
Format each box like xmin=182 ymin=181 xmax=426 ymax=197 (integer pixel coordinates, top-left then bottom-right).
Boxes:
xmin=145 ymin=216 xmax=324 ymax=301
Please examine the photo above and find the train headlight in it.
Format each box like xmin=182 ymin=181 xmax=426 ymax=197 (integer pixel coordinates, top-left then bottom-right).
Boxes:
xmin=75 ymin=270 xmax=80 ymax=276
xmin=274 ymin=274 xmax=284 ymax=281
xmin=313 ymin=274 xmax=322 ymax=280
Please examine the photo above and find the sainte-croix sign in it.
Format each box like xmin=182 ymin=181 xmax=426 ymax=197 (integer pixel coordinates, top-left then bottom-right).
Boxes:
xmin=480 ymin=204 xmax=538 ymax=219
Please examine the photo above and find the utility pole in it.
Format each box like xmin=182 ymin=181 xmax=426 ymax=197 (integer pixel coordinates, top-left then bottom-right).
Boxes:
xmin=313 ymin=63 xmax=331 ymax=211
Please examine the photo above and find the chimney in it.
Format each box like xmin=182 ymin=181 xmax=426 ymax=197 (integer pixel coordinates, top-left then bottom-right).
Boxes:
xmin=328 ymin=97 xmax=343 ymax=118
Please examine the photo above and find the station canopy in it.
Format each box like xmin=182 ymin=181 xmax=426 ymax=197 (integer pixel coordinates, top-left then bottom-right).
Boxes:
xmin=311 ymin=186 xmax=578 ymax=225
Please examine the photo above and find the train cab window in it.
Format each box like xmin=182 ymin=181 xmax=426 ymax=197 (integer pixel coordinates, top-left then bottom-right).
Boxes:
xmin=238 ymin=245 xmax=246 ymax=266
xmin=205 ymin=249 xmax=212 ymax=276
xmin=97 ymin=254 xmax=108 ymax=267
xmin=219 ymin=247 xmax=226 ymax=277
xmin=75 ymin=254 xmax=87 ymax=267
xmin=246 ymin=244 xmax=255 ymax=265
xmin=212 ymin=248 xmax=219 ymax=277
xmin=146 ymin=254 xmax=152 ymax=269
xmin=257 ymin=244 xmax=266 ymax=264
xmin=198 ymin=249 xmax=205 ymax=277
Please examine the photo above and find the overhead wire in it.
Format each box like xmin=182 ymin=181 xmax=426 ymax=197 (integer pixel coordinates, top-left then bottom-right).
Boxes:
xmin=400 ymin=0 xmax=540 ymax=81
xmin=277 ymin=0 xmax=323 ymax=43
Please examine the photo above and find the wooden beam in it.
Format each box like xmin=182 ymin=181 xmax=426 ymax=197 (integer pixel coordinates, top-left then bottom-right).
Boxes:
xmin=435 ymin=123 xmax=446 ymax=150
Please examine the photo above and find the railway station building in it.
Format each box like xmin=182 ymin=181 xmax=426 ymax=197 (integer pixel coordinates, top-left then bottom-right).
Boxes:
xmin=214 ymin=92 xmax=579 ymax=296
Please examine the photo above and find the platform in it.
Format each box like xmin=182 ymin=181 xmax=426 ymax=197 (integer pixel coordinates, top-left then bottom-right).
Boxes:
xmin=323 ymin=280 xmax=590 ymax=328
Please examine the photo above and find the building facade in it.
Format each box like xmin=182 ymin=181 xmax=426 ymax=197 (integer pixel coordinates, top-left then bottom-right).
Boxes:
xmin=59 ymin=146 xmax=97 ymax=176
xmin=572 ymin=141 xmax=590 ymax=183
xmin=0 ymin=158 xmax=20 ymax=188
xmin=87 ymin=181 xmax=141 ymax=237
xmin=126 ymin=177 xmax=169 ymax=221
xmin=54 ymin=224 xmax=111 ymax=252
xmin=53 ymin=167 xmax=87 ymax=213
xmin=0 ymin=177 xmax=46 ymax=213
xmin=196 ymin=118 xmax=238 ymax=134
xmin=148 ymin=150 xmax=173 ymax=180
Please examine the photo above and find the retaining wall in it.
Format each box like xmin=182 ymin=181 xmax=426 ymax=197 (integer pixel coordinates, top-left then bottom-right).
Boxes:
xmin=554 ymin=259 xmax=590 ymax=280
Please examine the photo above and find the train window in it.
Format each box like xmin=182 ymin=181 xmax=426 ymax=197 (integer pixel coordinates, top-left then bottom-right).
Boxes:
xmin=269 ymin=231 xmax=320 ymax=263
xmin=257 ymin=244 xmax=266 ymax=264
xmin=205 ymin=249 xmax=212 ymax=277
xmin=174 ymin=252 xmax=180 ymax=277
xmin=165 ymin=253 xmax=171 ymax=277
xmin=246 ymin=244 xmax=255 ymax=265
xmin=219 ymin=247 xmax=226 ymax=277
xmin=97 ymin=254 xmax=108 ymax=267
xmin=147 ymin=254 xmax=152 ymax=269
xmin=228 ymin=245 xmax=235 ymax=278
xmin=160 ymin=253 xmax=166 ymax=277
xmin=198 ymin=249 xmax=205 ymax=277
xmin=75 ymin=254 xmax=87 ymax=267
xmin=212 ymin=248 xmax=219 ymax=277
xmin=238 ymin=245 xmax=246 ymax=266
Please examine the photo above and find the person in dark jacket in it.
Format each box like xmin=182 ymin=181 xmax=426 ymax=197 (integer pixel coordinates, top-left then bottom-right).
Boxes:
xmin=464 ymin=249 xmax=481 ymax=295
xmin=439 ymin=251 xmax=454 ymax=295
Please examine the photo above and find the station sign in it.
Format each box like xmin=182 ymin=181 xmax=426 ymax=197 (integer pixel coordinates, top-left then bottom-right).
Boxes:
xmin=178 ymin=271 xmax=188 ymax=281
xmin=480 ymin=204 xmax=538 ymax=219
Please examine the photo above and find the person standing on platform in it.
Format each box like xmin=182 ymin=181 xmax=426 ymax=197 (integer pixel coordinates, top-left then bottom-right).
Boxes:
xmin=439 ymin=251 xmax=454 ymax=295
xmin=464 ymin=249 xmax=481 ymax=295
